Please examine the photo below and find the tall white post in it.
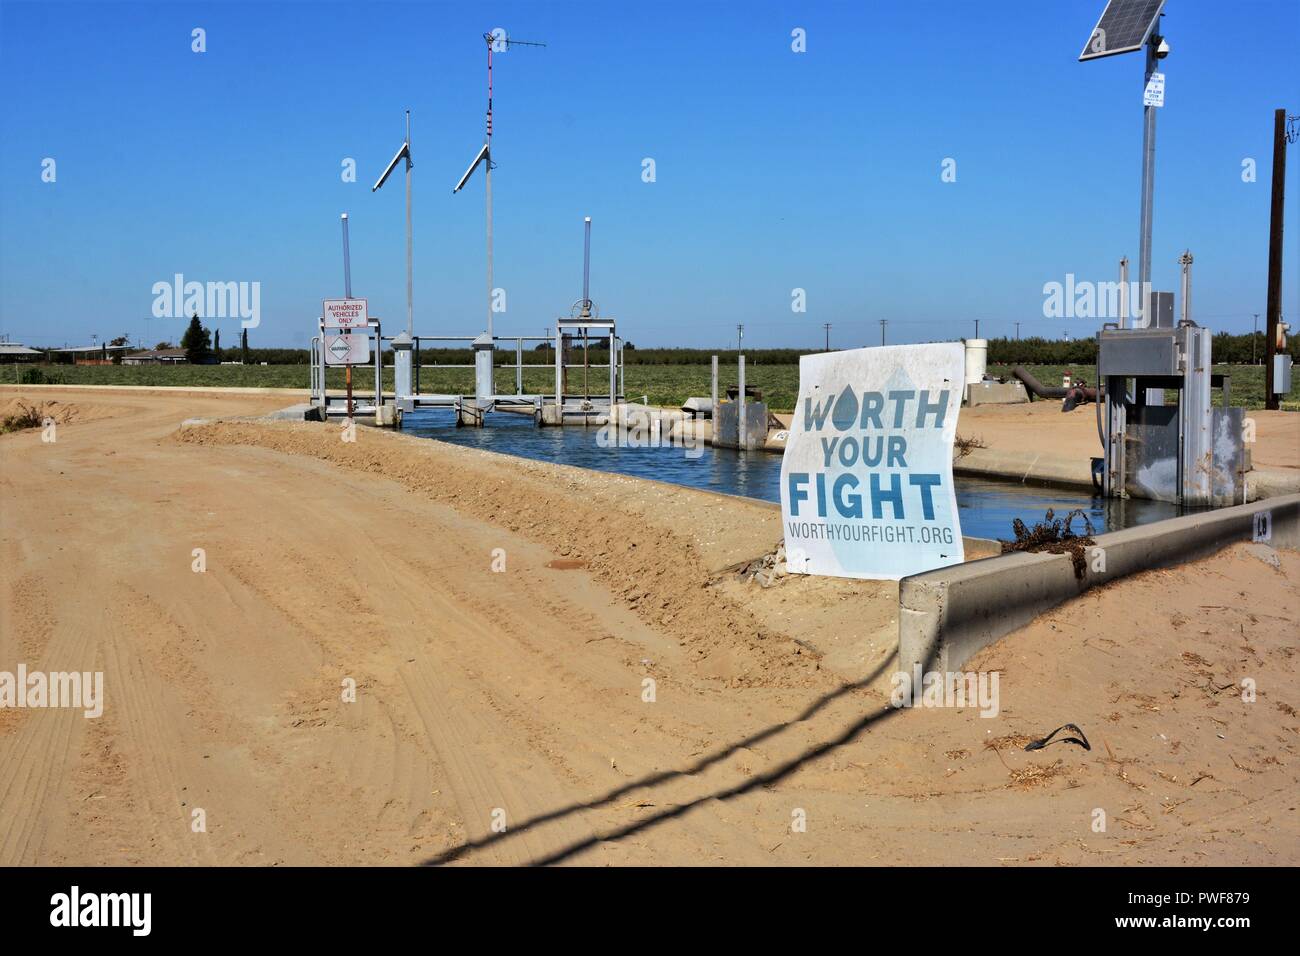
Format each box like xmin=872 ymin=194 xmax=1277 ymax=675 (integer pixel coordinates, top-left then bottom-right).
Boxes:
xmin=711 ymin=354 xmax=718 ymax=424
xmin=486 ymin=161 xmax=493 ymax=339
xmin=738 ymin=354 xmax=747 ymax=449
xmin=405 ymin=111 xmax=413 ymax=338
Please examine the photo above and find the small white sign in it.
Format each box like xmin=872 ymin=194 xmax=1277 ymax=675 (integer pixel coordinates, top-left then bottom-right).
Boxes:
xmin=1143 ymin=72 xmax=1165 ymax=108
xmin=323 ymin=333 xmax=370 ymax=366
xmin=323 ymin=298 xmax=369 ymax=328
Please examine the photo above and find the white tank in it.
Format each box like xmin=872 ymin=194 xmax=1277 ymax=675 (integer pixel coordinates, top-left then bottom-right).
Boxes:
xmin=963 ymin=338 xmax=988 ymax=386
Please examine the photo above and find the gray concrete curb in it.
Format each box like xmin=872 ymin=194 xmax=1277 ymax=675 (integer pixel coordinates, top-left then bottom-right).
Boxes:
xmin=898 ymin=493 xmax=1300 ymax=675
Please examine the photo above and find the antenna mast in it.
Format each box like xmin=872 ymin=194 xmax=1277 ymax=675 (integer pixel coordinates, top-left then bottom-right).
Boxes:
xmin=478 ymin=30 xmax=545 ymax=338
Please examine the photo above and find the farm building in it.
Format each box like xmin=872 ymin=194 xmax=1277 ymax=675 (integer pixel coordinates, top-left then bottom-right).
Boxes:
xmin=0 ymin=342 xmax=42 ymax=363
xmin=122 ymin=348 xmax=188 ymax=365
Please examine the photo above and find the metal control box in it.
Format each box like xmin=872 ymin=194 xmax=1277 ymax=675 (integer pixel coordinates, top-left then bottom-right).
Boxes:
xmin=1098 ymin=324 xmax=1244 ymax=507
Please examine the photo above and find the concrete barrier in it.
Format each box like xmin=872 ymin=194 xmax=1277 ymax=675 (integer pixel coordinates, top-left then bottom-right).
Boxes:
xmin=965 ymin=381 xmax=1028 ymax=406
xmin=714 ymin=401 xmax=769 ymax=450
xmin=898 ymin=493 xmax=1300 ymax=675
xmin=262 ymin=403 xmax=323 ymax=422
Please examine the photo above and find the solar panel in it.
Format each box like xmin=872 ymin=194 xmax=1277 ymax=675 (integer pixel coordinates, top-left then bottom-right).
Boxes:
xmin=1079 ymin=0 xmax=1165 ymax=61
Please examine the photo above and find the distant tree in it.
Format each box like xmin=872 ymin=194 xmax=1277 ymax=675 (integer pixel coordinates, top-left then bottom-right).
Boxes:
xmin=180 ymin=313 xmax=211 ymax=364
xmin=213 ymin=328 xmax=221 ymax=362
xmin=240 ymin=327 xmax=250 ymax=365
xmin=153 ymin=341 xmax=174 ymax=351
xmin=108 ymin=334 xmax=130 ymax=347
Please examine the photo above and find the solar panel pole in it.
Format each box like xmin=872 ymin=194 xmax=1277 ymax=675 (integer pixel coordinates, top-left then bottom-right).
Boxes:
xmin=405 ymin=110 xmax=413 ymax=338
xmin=1137 ymin=25 xmax=1159 ymax=328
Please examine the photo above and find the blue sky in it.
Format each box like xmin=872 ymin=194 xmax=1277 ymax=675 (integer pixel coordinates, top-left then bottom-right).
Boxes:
xmin=1 ymin=0 xmax=1297 ymax=350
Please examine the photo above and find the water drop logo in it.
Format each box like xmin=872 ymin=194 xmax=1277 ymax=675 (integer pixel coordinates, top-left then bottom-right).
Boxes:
xmin=830 ymin=385 xmax=859 ymax=431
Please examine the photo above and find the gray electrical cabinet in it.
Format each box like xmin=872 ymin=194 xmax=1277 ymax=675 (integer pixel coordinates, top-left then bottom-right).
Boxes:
xmin=1098 ymin=325 xmax=1244 ymax=507
xmin=1274 ymin=354 xmax=1294 ymax=395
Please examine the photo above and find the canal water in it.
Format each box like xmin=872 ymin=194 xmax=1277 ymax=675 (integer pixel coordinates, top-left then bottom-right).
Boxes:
xmin=402 ymin=408 xmax=1181 ymax=542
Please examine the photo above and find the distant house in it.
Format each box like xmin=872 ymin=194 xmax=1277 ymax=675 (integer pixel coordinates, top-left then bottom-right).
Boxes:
xmin=0 ymin=342 xmax=42 ymax=364
xmin=122 ymin=348 xmax=188 ymax=365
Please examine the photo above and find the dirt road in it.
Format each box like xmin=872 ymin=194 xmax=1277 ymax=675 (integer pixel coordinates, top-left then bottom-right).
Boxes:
xmin=2 ymin=387 xmax=1297 ymax=865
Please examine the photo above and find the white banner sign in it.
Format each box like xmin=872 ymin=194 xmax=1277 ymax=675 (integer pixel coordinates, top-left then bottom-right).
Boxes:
xmin=322 ymin=298 xmax=369 ymax=328
xmin=323 ymin=333 xmax=371 ymax=366
xmin=779 ymin=343 xmax=965 ymax=580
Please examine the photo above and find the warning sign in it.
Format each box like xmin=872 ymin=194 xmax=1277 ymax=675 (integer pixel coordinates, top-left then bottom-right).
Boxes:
xmin=323 ymin=298 xmax=369 ymax=328
xmin=323 ymin=333 xmax=370 ymax=366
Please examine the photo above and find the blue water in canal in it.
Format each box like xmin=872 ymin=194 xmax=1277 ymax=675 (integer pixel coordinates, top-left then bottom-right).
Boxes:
xmin=402 ymin=408 xmax=1182 ymax=541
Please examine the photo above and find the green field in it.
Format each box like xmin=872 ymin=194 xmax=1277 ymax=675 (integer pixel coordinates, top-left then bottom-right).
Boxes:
xmin=7 ymin=362 xmax=806 ymax=410
xmin=8 ymin=361 xmax=1297 ymax=412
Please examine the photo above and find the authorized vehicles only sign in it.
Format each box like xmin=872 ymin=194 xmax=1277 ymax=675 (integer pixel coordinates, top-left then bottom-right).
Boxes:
xmin=779 ymin=343 xmax=965 ymax=580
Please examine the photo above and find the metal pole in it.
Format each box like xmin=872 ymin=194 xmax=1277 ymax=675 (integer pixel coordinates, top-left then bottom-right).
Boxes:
xmin=1178 ymin=250 xmax=1193 ymax=325
xmin=341 ymin=212 xmax=353 ymax=421
xmin=1253 ymin=313 xmax=1259 ymax=365
xmin=582 ymin=216 xmax=592 ymax=315
xmin=738 ymin=354 xmax=747 ymax=450
xmin=880 ymin=318 xmax=886 ymax=346
xmin=485 ymin=39 xmax=494 ymax=340
xmin=711 ymin=354 xmax=718 ymax=424
xmin=405 ymin=110 xmax=413 ymax=337
xmin=1137 ymin=28 xmax=1160 ymax=325
xmin=554 ymin=327 xmax=562 ymax=409
xmin=486 ymin=161 xmax=494 ymax=338
xmin=374 ymin=319 xmax=382 ymax=412
xmin=1119 ymin=256 xmax=1130 ymax=329
xmin=341 ymin=213 xmax=352 ymax=298
xmin=1265 ymin=108 xmax=1287 ymax=410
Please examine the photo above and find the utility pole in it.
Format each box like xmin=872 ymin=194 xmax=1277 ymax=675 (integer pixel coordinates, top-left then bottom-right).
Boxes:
xmin=973 ymin=318 xmax=980 ymax=339
xmin=823 ymin=323 xmax=831 ymax=351
xmin=1015 ymin=321 xmax=1021 ymax=340
xmin=879 ymin=318 xmax=887 ymax=346
xmin=737 ymin=323 xmax=744 ymax=354
xmin=1265 ymin=108 xmax=1288 ymax=410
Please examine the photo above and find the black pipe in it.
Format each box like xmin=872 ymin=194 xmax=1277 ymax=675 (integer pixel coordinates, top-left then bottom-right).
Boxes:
xmin=1012 ymin=365 xmax=1068 ymax=400
xmin=1061 ymin=384 xmax=1098 ymax=412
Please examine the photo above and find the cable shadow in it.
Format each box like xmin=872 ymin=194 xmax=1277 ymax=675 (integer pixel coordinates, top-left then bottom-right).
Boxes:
xmin=528 ymin=696 xmax=902 ymax=866
xmin=420 ymin=649 xmax=901 ymax=866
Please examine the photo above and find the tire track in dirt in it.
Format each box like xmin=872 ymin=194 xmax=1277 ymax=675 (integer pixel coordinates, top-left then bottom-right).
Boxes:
xmin=0 ymin=586 xmax=101 ymax=865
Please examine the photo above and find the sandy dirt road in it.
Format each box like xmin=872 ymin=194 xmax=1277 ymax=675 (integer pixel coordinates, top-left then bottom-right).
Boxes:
xmin=2 ymin=387 xmax=1297 ymax=866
